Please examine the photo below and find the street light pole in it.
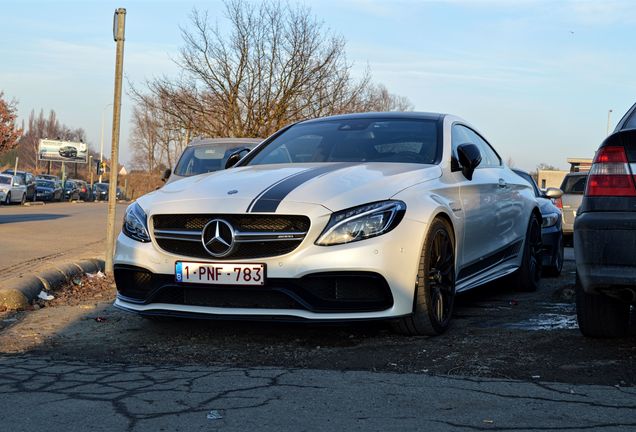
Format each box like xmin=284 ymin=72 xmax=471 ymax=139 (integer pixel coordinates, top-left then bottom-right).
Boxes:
xmin=105 ymin=8 xmax=126 ymax=275
xmin=607 ymin=109 xmax=613 ymax=136
xmin=98 ymin=103 xmax=112 ymax=183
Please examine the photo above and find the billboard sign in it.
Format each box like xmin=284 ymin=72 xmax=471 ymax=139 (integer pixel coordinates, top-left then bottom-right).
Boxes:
xmin=38 ymin=139 xmax=89 ymax=164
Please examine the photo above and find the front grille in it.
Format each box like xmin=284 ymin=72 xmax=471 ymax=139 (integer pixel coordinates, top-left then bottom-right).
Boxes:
xmin=152 ymin=214 xmax=311 ymax=260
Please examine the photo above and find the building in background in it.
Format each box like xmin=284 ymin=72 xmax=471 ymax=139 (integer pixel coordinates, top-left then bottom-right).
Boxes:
xmin=567 ymin=157 xmax=593 ymax=172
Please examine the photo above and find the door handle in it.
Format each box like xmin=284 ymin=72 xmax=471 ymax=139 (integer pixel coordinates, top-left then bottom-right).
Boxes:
xmin=498 ymin=178 xmax=507 ymax=188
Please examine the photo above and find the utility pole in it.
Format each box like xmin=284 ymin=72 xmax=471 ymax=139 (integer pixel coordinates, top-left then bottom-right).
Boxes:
xmin=606 ymin=109 xmax=613 ymax=136
xmin=89 ymin=155 xmax=94 ymax=188
xmin=105 ymin=8 xmax=126 ymax=274
xmin=98 ymin=103 xmax=112 ymax=183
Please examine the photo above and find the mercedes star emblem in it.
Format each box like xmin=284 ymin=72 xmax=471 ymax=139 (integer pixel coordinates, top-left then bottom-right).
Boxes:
xmin=201 ymin=219 xmax=236 ymax=257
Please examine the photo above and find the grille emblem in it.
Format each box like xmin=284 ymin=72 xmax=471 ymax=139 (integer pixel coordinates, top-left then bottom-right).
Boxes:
xmin=201 ymin=219 xmax=236 ymax=257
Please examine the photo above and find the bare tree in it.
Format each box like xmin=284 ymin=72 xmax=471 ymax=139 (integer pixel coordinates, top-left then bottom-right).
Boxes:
xmin=0 ymin=91 xmax=23 ymax=154
xmin=130 ymin=0 xmax=411 ymax=148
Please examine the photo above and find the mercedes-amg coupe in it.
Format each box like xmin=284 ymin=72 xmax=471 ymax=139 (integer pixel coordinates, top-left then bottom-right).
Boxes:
xmin=114 ymin=112 xmax=541 ymax=335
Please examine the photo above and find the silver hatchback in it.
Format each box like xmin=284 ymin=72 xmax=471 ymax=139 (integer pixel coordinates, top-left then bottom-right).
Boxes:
xmin=559 ymin=172 xmax=588 ymax=234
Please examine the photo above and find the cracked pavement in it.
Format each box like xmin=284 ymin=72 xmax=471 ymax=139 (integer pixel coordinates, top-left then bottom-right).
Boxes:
xmin=1 ymin=355 xmax=635 ymax=431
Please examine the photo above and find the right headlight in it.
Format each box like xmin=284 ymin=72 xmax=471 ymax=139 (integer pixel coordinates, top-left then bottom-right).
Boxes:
xmin=542 ymin=212 xmax=559 ymax=228
xmin=316 ymin=200 xmax=406 ymax=246
xmin=122 ymin=202 xmax=151 ymax=242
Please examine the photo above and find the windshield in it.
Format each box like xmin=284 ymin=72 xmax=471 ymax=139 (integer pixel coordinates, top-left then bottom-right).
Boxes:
xmin=560 ymin=174 xmax=587 ymax=194
xmin=37 ymin=180 xmax=54 ymax=188
xmin=0 ymin=177 xmax=10 ymax=185
xmin=174 ymin=142 xmax=258 ymax=176
xmin=247 ymin=118 xmax=439 ymax=166
xmin=94 ymin=184 xmax=108 ymax=191
xmin=65 ymin=182 xmax=75 ymax=189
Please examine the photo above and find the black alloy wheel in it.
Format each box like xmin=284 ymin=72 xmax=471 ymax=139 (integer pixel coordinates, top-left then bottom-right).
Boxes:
xmin=512 ymin=214 xmax=542 ymax=292
xmin=393 ymin=218 xmax=456 ymax=336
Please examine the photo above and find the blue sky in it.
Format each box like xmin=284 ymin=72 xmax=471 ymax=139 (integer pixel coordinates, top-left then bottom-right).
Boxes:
xmin=1 ymin=0 xmax=635 ymax=171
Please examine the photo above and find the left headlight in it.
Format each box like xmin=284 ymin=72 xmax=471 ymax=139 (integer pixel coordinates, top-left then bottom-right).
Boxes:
xmin=542 ymin=212 xmax=559 ymax=228
xmin=316 ymin=200 xmax=406 ymax=246
xmin=122 ymin=202 xmax=151 ymax=242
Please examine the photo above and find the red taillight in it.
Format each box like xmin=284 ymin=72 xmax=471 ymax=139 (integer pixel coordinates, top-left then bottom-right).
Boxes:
xmin=586 ymin=146 xmax=636 ymax=197
xmin=553 ymin=197 xmax=563 ymax=209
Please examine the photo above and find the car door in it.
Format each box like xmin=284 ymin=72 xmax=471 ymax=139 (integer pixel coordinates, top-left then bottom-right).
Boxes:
xmin=452 ymin=124 xmax=517 ymax=275
xmin=12 ymin=176 xmax=26 ymax=202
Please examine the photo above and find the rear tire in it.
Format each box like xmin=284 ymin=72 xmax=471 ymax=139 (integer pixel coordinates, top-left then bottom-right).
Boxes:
xmin=576 ymin=273 xmax=630 ymax=338
xmin=392 ymin=218 xmax=456 ymax=336
xmin=511 ymin=214 xmax=542 ymax=292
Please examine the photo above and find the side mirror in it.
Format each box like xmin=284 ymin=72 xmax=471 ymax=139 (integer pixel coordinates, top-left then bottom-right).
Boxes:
xmin=544 ymin=187 xmax=563 ymax=199
xmin=161 ymin=168 xmax=171 ymax=182
xmin=225 ymin=148 xmax=251 ymax=169
xmin=457 ymin=143 xmax=482 ymax=181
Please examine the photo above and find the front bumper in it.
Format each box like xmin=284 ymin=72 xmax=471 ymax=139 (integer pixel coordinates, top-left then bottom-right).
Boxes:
xmin=541 ymin=225 xmax=561 ymax=267
xmin=114 ymin=216 xmax=428 ymax=320
xmin=574 ymin=211 xmax=636 ymax=301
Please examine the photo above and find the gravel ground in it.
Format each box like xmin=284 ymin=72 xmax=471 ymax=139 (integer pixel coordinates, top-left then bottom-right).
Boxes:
xmin=1 ymin=259 xmax=634 ymax=387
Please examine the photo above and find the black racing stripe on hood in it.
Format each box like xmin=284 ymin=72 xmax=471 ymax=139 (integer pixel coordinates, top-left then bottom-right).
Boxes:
xmin=248 ymin=163 xmax=351 ymax=213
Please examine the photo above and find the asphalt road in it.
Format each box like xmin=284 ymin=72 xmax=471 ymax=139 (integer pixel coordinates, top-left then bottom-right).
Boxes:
xmin=0 ymin=201 xmax=125 ymax=282
xmin=1 ymin=355 xmax=634 ymax=432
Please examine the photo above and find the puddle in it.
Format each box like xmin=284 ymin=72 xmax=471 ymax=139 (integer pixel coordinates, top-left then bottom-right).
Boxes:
xmin=504 ymin=303 xmax=578 ymax=331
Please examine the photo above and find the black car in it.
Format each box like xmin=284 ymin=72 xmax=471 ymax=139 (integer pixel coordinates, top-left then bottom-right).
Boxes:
xmin=69 ymin=179 xmax=90 ymax=201
xmin=63 ymin=180 xmax=80 ymax=201
xmin=59 ymin=146 xmax=78 ymax=158
xmin=35 ymin=179 xmax=63 ymax=201
xmin=92 ymin=182 xmax=109 ymax=201
xmin=513 ymin=169 xmax=565 ymax=276
xmin=574 ymin=102 xmax=636 ymax=337
xmin=3 ymin=170 xmax=36 ymax=201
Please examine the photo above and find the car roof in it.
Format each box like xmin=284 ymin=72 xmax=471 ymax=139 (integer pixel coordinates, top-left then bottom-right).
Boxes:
xmin=564 ymin=171 xmax=588 ymax=177
xmin=187 ymin=137 xmax=263 ymax=147
xmin=0 ymin=173 xmax=11 ymax=178
xmin=298 ymin=111 xmax=444 ymax=125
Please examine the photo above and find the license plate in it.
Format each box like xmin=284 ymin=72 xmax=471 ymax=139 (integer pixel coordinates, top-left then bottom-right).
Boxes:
xmin=175 ymin=261 xmax=265 ymax=286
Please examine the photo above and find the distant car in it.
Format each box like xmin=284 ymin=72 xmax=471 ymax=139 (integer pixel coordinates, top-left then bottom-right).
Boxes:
xmin=513 ymin=169 xmax=564 ymax=276
xmin=2 ymin=170 xmax=36 ymax=201
xmin=37 ymin=174 xmax=59 ymax=182
xmin=559 ymin=172 xmax=587 ymax=235
xmin=163 ymin=138 xmax=262 ymax=184
xmin=36 ymin=179 xmax=63 ymax=202
xmin=69 ymin=179 xmax=90 ymax=201
xmin=63 ymin=180 xmax=80 ymax=201
xmin=0 ymin=173 xmax=27 ymax=205
xmin=575 ymin=102 xmax=636 ymax=338
xmin=59 ymin=146 xmax=78 ymax=158
xmin=92 ymin=182 xmax=109 ymax=201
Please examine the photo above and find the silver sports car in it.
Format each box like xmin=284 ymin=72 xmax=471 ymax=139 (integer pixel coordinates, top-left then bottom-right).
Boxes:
xmin=114 ymin=112 xmax=541 ymax=335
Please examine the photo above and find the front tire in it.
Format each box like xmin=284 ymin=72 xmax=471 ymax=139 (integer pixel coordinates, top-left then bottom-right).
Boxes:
xmin=4 ymin=193 xmax=10 ymax=205
xmin=20 ymin=192 xmax=26 ymax=206
xmin=393 ymin=218 xmax=456 ymax=336
xmin=576 ymin=273 xmax=630 ymax=338
xmin=511 ymin=214 xmax=542 ymax=292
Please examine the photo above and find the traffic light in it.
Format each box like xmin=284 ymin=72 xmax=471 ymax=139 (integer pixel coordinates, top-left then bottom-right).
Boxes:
xmin=96 ymin=159 xmax=102 ymax=175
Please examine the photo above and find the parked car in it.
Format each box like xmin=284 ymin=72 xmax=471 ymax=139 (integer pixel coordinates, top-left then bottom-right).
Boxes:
xmin=36 ymin=174 xmax=59 ymax=182
xmin=163 ymin=138 xmax=262 ymax=184
xmin=574 ymin=102 xmax=636 ymax=338
xmin=63 ymin=180 xmax=80 ymax=201
xmin=93 ymin=182 xmax=109 ymax=201
xmin=69 ymin=179 xmax=90 ymax=201
xmin=35 ymin=179 xmax=63 ymax=202
xmin=559 ymin=172 xmax=587 ymax=235
xmin=2 ymin=170 xmax=36 ymax=201
xmin=58 ymin=145 xmax=78 ymax=158
xmin=513 ymin=169 xmax=564 ymax=276
xmin=0 ymin=173 xmax=27 ymax=205
xmin=114 ymin=112 xmax=542 ymax=335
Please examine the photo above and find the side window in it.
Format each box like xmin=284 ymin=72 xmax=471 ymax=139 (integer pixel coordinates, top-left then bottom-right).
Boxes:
xmin=451 ymin=124 xmax=501 ymax=169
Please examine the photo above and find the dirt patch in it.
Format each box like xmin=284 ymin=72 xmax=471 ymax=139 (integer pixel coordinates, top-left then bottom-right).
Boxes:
xmin=1 ymin=261 xmax=635 ymax=387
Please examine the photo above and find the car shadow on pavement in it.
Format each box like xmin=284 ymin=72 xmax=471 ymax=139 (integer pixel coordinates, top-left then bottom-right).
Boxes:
xmin=0 ymin=213 xmax=68 ymax=224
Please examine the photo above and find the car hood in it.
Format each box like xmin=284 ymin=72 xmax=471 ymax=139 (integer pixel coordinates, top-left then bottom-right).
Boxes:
xmin=37 ymin=187 xmax=54 ymax=192
xmin=139 ymin=162 xmax=441 ymax=215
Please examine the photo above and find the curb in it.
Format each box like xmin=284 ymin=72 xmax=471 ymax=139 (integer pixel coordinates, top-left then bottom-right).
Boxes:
xmin=0 ymin=258 xmax=105 ymax=310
